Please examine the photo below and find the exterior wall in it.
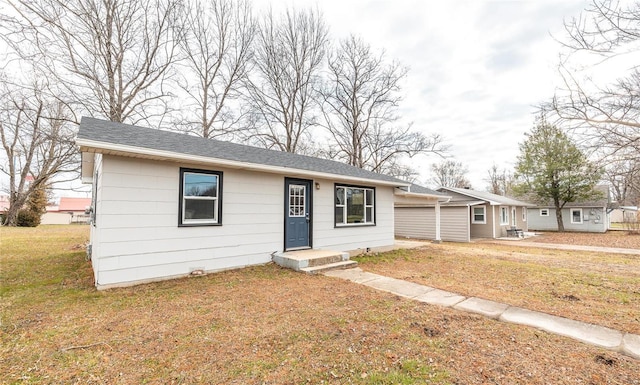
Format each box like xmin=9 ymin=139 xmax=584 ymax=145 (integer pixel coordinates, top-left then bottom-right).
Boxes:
xmin=394 ymin=206 xmax=469 ymax=242
xmin=41 ymin=212 xmax=72 ymax=225
xmin=610 ymin=208 xmax=638 ymax=223
xmin=470 ymin=204 xmax=494 ymax=238
xmin=312 ymin=180 xmax=395 ymax=254
xmin=493 ymin=205 xmax=529 ymax=237
xmin=90 ymin=155 xmax=396 ymax=288
xmin=527 ymin=207 xmax=607 ymax=232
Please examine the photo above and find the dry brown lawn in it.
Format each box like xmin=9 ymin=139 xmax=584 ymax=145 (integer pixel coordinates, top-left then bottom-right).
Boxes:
xmin=2 ymin=226 xmax=639 ymax=384
xmin=527 ymin=230 xmax=640 ymax=249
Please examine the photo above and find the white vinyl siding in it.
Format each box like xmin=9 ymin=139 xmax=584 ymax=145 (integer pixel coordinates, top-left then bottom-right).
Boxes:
xmin=527 ymin=207 xmax=607 ymax=233
xmin=395 ymin=206 xmax=469 ymax=242
xmin=88 ymin=155 xmax=396 ymax=289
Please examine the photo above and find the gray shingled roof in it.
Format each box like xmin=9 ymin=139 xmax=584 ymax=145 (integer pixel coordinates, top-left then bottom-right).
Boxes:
xmin=77 ymin=117 xmax=408 ymax=185
xmin=407 ymin=184 xmax=449 ymax=196
xmin=438 ymin=186 xmax=534 ymax=206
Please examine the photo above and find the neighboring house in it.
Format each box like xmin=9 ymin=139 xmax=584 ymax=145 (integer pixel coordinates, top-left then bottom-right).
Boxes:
xmin=77 ymin=117 xmax=414 ymax=289
xmin=527 ymin=186 xmax=611 ymax=233
xmin=609 ymin=206 xmax=638 ymax=223
xmin=436 ymin=187 xmax=532 ymax=240
xmin=394 ymin=184 xmax=458 ymax=242
xmin=41 ymin=197 xmax=92 ymax=225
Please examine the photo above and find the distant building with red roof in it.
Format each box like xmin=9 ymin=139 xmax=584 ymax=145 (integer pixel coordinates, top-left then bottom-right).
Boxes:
xmin=41 ymin=197 xmax=91 ymax=224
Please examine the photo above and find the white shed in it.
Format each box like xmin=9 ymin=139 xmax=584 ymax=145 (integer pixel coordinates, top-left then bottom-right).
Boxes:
xmin=77 ymin=117 xmax=412 ymax=289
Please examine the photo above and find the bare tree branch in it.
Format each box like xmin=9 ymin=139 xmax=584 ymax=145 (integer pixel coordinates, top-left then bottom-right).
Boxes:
xmin=3 ymin=0 xmax=182 ymax=125
xmin=319 ymin=35 xmax=446 ymax=176
xmin=244 ymin=7 xmax=328 ymax=153
xmin=175 ymin=0 xmax=255 ymax=139
xmin=0 ymin=76 xmax=78 ymax=226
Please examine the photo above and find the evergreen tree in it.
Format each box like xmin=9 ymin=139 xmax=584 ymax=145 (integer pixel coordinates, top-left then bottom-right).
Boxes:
xmin=515 ymin=118 xmax=602 ymax=231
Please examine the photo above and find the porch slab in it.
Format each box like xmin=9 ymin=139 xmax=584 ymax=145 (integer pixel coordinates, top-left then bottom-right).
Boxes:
xmin=499 ymin=307 xmax=623 ymax=349
xmin=272 ymin=249 xmax=351 ymax=271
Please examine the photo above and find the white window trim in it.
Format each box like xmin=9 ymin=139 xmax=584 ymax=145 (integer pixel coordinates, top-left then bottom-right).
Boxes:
xmin=522 ymin=207 xmax=527 ymax=222
xmin=540 ymin=209 xmax=549 ymax=217
xmin=471 ymin=206 xmax=486 ymax=224
xmin=500 ymin=207 xmax=509 ymax=225
xmin=570 ymin=208 xmax=583 ymax=224
xmin=335 ymin=185 xmax=375 ymax=227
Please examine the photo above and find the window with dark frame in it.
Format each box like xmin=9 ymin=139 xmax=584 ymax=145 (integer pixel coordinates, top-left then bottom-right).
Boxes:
xmin=335 ymin=185 xmax=375 ymax=226
xmin=179 ymin=168 xmax=223 ymax=226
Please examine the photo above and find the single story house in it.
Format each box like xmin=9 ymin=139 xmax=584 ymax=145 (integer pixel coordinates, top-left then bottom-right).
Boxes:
xmin=394 ymin=184 xmax=457 ymax=242
xmin=609 ymin=205 xmax=638 ymax=224
xmin=527 ymin=186 xmax=611 ymax=232
xmin=396 ymin=186 xmax=533 ymax=242
xmin=77 ymin=117 xmax=422 ymax=289
xmin=41 ymin=197 xmax=92 ymax=225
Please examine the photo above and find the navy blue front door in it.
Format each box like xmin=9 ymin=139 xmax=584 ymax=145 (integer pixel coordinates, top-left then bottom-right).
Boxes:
xmin=285 ymin=178 xmax=312 ymax=250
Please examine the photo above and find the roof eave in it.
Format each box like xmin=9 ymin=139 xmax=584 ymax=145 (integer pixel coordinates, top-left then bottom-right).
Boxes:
xmin=394 ymin=190 xmax=452 ymax=202
xmin=77 ymin=138 xmax=409 ymax=188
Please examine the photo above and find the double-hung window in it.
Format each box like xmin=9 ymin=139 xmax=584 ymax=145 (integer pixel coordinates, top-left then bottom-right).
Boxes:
xmin=335 ymin=185 xmax=375 ymax=226
xmin=179 ymin=168 xmax=222 ymax=226
xmin=540 ymin=209 xmax=549 ymax=216
xmin=500 ymin=207 xmax=509 ymax=225
xmin=570 ymin=208 xmax=583 ymax=224
xmin=472 ymin=206 xmax=486 ymax=224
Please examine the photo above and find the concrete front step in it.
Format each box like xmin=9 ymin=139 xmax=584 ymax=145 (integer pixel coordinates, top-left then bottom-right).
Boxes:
xmin=272 ymin=249 xmax=355 ymax=273
xmin=300 ymin=260 xmax=358 ymax=274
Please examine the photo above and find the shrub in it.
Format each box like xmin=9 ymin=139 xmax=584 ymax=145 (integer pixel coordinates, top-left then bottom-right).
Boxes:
xmin=17 ymin=209 xmax=41 ymax=227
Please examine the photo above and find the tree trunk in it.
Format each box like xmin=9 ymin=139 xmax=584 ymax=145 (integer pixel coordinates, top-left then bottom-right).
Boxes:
xmin=3 ymin=193 xmax=26 ymax=226
xmin=553 ymin=198 xmax=564 ymax=231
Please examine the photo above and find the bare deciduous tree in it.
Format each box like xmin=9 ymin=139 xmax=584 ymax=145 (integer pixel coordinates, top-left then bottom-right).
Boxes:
xmin=176 ymin=0 xmax=255 ymax=138
xmin=486 ymin=164 xmax=515 ymax=196
xmin=0 ymin=78 xmax=78 ymax=226
xmin=245 ymin=7 xmax=328 ymax=153
xmin=4 ymin=0 xmax=182 ymax=125
xmin=320 ymin=35 xmax=445 ymax=174
xmin=430 ymin=160 xmax=471 ymax=189
xmin=544 ymin=0 xmax=640 ymax=161
xmin=604 ymin=155 xmax=640 ymax=205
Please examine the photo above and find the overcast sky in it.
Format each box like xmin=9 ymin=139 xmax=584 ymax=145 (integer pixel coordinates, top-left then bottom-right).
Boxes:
xmin=255 ymin=0 xmax=589 ymax=189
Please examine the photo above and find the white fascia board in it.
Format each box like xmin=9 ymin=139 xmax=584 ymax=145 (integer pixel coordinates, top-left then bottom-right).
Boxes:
xmin=80 ymin=152 xmax=95 ymax=184
xmin=77 ymin=139 xmax=410 ymax=188
xmin=394 ymin=190 xmax=452 ymax=202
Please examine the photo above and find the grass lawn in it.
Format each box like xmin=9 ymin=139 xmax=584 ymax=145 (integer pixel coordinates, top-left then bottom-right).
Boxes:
xmin=2 ymin=226 xmax=639 ymax=384
xmin=357 ymin=242 xmax=640 ymax=335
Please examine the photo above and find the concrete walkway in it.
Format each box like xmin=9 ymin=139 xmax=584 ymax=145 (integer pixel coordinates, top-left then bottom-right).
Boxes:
xmin=324 ymin=267 xmax=640 ymax=360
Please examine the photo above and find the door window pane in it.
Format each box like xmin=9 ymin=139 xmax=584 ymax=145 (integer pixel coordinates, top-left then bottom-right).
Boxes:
xmin=289 ymin=185 xmax=306 ymax=217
